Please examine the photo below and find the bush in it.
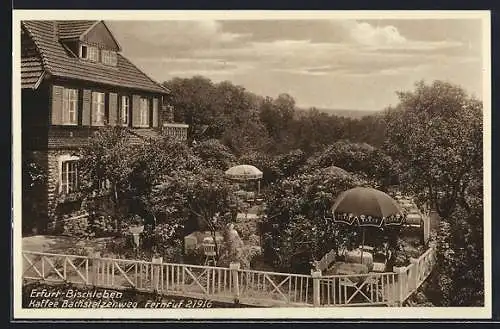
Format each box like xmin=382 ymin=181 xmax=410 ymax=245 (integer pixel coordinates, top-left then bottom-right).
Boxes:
xmin=90 ymin=214 xmax=117 ymax=237
xmin=62 ymin=215 xmax=94 ymax=239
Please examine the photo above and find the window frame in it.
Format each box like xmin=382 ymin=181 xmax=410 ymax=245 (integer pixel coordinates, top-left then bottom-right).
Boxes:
xmin=91 ymin=91 xmax=106 ymax=126
xmin=120 ymin=95 xmax=130 ymax=126
xmin=62 ymin=88 xmax=78 ymax=125
xmin=87 ymin=46 xmax=99 ymax=62
xmin=58 ymin=155 xmax=80 ymax=194
xmin=80 ymin=45 xmax=88 ymax=59
xmin=139 ymin=97 xmax=150 ymax=127
xmin=101 ymin=49 xmax=118 ymax=66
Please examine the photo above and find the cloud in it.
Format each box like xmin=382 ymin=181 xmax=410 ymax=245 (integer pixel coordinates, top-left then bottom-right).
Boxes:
xmin=106 ymin=20 xmax=250 ymax=57
xmin=346 ymin=21 xmax=407 ymax=46
xmin=334 ymin=20 xmax=463 ymax=51
xmin=106 ymin=19 xmax=482 ymax=109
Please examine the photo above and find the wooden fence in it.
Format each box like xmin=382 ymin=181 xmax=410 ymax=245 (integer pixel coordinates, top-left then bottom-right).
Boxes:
xmin=22 ymin=247 xmax=435 ymax=307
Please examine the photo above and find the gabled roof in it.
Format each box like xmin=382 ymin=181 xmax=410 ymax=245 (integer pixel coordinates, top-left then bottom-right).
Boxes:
xmin=57 ymin=20 xmax=122 ymax=51
xmin=57 ymin=20 xmax=97 ymax=40
xmin=21 ymin=20 xmax=168 ymax=94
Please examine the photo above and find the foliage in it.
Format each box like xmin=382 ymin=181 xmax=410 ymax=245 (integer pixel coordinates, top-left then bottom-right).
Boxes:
xmin=305 ymin=140 xmax=400 ymax=188
xmin=62 ymin=215 xmax=93 ymax=239
xmin=192 ymin=139 xmax=236 ymax=170
xmin=22 ymin=155 xmax=47 ymax=234
xmin=89 ymin=214 xmax=117 ymax=238
xmin=145 ymin=167 xmax=236 ymax=258
xmin=78 ymin=126 xmax=134 ymax=221
xmin=384 ymin=80 xmax=483 ymax=218
xmin=262 ymin=169 xmax=363 ymax=271
xmin=426 ymin=206 xmax=484 ymax=306
xmin=139 ymin=223 xmax=184 ymax=261
xmin=383 ymin=80 xmax=484 ymax=306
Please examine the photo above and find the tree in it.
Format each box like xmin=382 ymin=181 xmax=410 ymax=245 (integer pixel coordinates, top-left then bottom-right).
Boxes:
xmin=78 ymin=126 xmax=135 ymax=222
xmin=305 ymin=140 xmax=400 ymax=189
xmin=192 ymin=139 xmax=236 ymax=171
xmin=146 ymin=168 xmax=236 ymax=259
xmin=383 ymin=80 xmax=484 ymax=306
xmin=384 ymin=80 xmax=483 ymax=218
xmin=163 ymin=76 xmax=217 ymax=140
xmin=262 ymin=168 xmax=363 ymax=272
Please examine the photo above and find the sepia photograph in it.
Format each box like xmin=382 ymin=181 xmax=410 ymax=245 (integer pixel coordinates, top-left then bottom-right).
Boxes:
xmin=12 ymin=10 xmax=491 ymax=319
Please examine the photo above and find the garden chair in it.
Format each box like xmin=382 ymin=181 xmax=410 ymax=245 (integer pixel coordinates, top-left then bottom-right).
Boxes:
xmin=363 ymin=274 xmax=384 ymax=303
xmin=372 ymin=251 xmax=388 ymax=272
xmin=202 ymin=239 xmax=217 ymax=266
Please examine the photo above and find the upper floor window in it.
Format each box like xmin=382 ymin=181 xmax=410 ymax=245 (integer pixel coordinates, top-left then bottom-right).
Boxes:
xmin=120 ymin=96 xmax=129 ymax=126
xmin=139 ymin=97 xmax=149 ymax=127
xmin=80 ymin=44 xmax=99 ymax=62
xmin=101 ymin=49 xmax=118 ymax=66
xmin=62 ymin=88 xmax=78 ymax=125
xmin=92 ymin=92 xmax=106 ymax=126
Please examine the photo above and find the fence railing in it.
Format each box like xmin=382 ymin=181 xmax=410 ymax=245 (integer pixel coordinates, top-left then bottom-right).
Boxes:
xmin=22 ymin=247 xmax=435 ymax=307
xmin=317 ymin=272 xmax=398 ymax=306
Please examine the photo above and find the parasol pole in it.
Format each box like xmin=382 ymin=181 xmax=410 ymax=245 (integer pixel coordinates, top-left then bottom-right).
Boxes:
xmin=360 ymin=228 xmax=365 ymax=265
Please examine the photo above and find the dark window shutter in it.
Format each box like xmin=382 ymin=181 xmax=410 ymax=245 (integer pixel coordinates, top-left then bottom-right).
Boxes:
xmin=152 ymin=97 xmax=159 ymax=127
xmin=82 ymin=89 xmax=91 ymax=126
xmin=51 ymin=85 xmax=64 ymax=125
xmin=109 ymin=93 xmax=118 ymax=126
xmin=132 ymin=95 xmax=141 ymax=127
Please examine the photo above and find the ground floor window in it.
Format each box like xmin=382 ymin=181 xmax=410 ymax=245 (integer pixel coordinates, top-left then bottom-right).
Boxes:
xmin=58 ymin=155 xmax=79 ymax=194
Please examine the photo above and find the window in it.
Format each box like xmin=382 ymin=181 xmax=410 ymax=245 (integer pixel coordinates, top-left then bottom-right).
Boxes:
xmin=88 ymin=46 xmax=99 ymax=62
xmin=80 ymin=45 xmax=87 ymax=59
xmin=81 ymin=44 xmax=99 ymax=62
xmin=120 ymin=96 xmax=129 ymax=126
xmin=92 ymin=92 xmax=106 ymax=125
xmin=101 ymin=49 xmax=118 ymax=66
xmin=60 ymin=158 xmax=79 ymax=194
xmin=139 ymin=97 xmax=149 ymax=127
xmin=62 ymin=88 xmax=78 ymax=125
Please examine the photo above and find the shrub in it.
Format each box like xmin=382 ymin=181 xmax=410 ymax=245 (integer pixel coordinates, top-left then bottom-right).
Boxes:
xmin=62 ymin=215 xmax=94 ymax=239
xmin=90 ymin=214 xmax=117 ymax=237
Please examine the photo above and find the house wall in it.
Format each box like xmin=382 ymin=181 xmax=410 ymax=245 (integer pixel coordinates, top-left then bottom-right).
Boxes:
xmin=49 ymin=78 xmax=164 ymax=129
xmin=81 ymin=22 xmax=120 ymax=51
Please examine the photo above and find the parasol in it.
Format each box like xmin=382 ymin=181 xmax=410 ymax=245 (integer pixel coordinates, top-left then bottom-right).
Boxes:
xmin=225 ymin=164 xmax=263 ymax=195
xmin=329 ymin=187 xmax=405 ymax=263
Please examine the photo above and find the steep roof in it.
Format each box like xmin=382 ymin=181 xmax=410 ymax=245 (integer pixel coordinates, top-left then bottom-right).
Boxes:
xmin=57 ymin=20 xmax=97 ymax=40
xmin=21 ymin=20 xmax=168 ymax=94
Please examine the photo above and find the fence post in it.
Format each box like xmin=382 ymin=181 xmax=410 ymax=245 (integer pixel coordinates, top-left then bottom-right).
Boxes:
xmin=311 ymin=269 xmax=322 ymax=307
xmin=409 ymin=258 xmax=418 ymax=291
xmin=152 ymin=257 xmax=163 ymax=292
xmin=229 ymin=262 xmax=240 ymax=299
xmin=91 ymin=251 xmax=101 ymax=286
xmin=395 ymin=267 xmax=407 ymax=306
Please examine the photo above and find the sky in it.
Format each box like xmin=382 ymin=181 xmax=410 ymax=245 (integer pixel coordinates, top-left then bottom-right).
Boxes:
xmin=106 ymin=19 xmax=484 ymax=111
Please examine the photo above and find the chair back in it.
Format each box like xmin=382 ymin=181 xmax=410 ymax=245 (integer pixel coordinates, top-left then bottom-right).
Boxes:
xmin=203 ymin=242 xmax=217 ymax=256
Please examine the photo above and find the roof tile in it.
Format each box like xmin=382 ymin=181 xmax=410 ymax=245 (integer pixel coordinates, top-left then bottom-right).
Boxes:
xmin=21 ymin=20 xmax=168 ymax=94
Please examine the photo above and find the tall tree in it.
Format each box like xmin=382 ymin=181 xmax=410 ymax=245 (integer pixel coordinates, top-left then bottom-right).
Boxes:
xmin=384 ymin=80 xmax=483 ymax=217
xmin=146 ymin=168 xmax=236 ymax=258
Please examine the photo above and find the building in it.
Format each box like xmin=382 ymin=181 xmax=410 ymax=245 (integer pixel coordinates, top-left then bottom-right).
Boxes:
xmin=20 ymin=20 xmax=188 ymax=233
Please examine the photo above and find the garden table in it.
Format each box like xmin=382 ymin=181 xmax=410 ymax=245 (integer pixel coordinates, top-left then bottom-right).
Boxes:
xmin=345 ymin=248 xmax=374 ymax=270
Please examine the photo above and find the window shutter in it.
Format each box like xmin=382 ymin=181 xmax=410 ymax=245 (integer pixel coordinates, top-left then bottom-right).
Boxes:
xmin=51 ymin=85 xmax=64 ymax=125
xmin=152 ymin=98 xmax=159 ymax=127
xmin=82 ymin=89 xmax=91 ymax=126
xmin=132 ymin=95 xmax=141 ymax=127
xmin=109 ymin=93 xmax=118 ymax=126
